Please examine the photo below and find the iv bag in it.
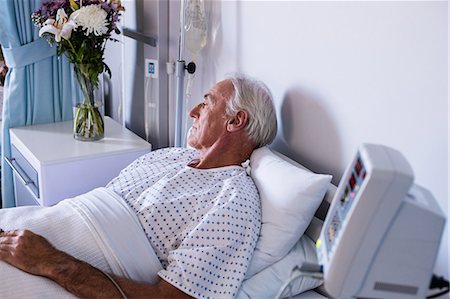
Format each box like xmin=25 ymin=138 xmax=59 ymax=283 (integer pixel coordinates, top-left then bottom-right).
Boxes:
xmin=184 ymin=0 xmax=207 ymax=60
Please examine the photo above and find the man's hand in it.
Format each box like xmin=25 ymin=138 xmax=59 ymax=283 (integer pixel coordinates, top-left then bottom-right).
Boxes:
xmin=0 ymin=229 xmax=61 ymax=277
xmin=0 ymin=229 xmax=192 ymax=298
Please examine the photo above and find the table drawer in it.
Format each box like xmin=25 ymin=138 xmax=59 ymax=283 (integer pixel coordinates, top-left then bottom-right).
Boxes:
xmin=6 ymin=145 xmax=40 ymax=199
xmin=13 ymin=172 xmax=40 ymax=206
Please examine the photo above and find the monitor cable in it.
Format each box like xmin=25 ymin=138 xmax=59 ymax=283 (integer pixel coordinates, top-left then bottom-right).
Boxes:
xmin=276 ymin=263 xmax=323 ymax=299
xmin=427 ymin=274 xmax=450 ymax=299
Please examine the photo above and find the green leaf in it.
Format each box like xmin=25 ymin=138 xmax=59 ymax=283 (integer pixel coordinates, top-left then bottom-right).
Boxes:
xmin=69 ymin=0 xmax=79 ymax=10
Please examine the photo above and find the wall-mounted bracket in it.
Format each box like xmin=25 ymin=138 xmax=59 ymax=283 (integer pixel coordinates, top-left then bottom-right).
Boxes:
xmin=122 ymin=27 xmax=157 ymax=47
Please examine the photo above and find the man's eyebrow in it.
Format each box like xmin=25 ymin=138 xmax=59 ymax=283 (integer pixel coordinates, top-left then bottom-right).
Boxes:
xmin=203 ymin=93 xmax=216 ymax=103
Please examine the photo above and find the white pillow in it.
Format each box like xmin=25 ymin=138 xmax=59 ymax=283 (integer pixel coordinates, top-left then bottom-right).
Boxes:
xmin=246 ymin=146 xmax=331 ymax=277
xmin=237 ymin=235 xmax=323 ymax=299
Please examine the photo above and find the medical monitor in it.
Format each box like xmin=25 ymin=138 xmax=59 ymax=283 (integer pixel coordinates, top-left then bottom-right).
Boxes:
xmin=316 ymin=143 xmax=445 ymax=299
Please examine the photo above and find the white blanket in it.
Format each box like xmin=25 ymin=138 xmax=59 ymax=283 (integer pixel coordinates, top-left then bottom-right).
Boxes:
xmin=0 ymin=187 xmax=163 ymax=298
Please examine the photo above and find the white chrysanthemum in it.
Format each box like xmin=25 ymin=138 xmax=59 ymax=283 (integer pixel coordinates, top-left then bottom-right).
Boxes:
xmin=71 ymin=5 xmax=109 ymax=36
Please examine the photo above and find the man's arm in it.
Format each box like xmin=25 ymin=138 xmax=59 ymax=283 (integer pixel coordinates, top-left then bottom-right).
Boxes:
xmin=0 ymin=229 xmax=191 ymax=298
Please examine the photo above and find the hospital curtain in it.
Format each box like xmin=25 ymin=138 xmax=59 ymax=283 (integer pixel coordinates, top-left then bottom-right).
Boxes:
xmin=0 ymin=0 xmax=75 ymax=208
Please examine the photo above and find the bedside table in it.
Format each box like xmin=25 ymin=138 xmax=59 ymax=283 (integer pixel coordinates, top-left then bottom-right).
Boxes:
xmin=7 ymin=117 xmax=152 ymax=207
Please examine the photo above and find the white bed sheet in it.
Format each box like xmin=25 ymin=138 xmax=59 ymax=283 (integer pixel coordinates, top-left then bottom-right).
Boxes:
xmin=0 ymin=187 xmax=162 ymax=298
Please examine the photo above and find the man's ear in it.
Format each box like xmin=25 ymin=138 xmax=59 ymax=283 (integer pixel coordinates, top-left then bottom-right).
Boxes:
xmin=227 ymin=110 xmax=249 ymax=132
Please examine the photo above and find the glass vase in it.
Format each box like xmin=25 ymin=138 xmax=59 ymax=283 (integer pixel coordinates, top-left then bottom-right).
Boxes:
xmin=73 ymin=64 xmax=104 ymax=141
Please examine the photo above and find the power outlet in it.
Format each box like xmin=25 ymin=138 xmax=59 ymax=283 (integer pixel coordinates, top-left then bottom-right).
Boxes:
xmin=145 ymin=58 xmax=158 ymax=78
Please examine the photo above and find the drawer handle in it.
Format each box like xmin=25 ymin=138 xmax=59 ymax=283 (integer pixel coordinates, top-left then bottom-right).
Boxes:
xmin=4 ymin=157 xmax=40 ymax=199
xmin=5 ymin=157 xmax=34 ymax=185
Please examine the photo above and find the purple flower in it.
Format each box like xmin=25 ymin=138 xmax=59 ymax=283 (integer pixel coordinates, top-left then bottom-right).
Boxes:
xmin=33 ymin=0 xmax=69 ymax=20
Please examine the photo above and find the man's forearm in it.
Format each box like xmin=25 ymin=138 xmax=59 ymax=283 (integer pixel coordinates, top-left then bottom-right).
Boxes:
xmin=47 ymin=249 xmax=191 ymax=298
xmin=46 ymin=250 xmax=125 ymax=298
xmin=0 ymin=230 xmax=191 ymax=298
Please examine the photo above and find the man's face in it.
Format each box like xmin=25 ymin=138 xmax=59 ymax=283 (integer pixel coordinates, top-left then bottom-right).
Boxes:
xmin=187 ymin=80 xmax=234 ymax=150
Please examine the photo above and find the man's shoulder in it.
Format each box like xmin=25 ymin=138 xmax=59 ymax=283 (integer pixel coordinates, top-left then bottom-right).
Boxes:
xmin=223 ymin=171 xmax=260 ymax=201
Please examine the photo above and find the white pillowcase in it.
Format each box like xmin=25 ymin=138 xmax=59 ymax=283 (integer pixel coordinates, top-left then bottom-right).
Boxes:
xmin=246 ymin=146 xmax=332 ymax=277
xmin=237 ymin=235 xmax=323 ymax=299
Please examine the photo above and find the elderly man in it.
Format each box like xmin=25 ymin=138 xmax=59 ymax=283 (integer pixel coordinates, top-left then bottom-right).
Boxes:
xmin=0 ymin=74 xmax=277 ymax=298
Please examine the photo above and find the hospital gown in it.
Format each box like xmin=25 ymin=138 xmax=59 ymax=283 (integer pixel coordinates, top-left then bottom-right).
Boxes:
xmin=106 ymin=148 xmax=261 ymax=299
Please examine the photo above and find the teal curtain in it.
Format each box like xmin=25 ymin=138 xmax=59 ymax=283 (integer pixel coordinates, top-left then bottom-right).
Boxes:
xmin=0 ymin=0 xmax=75 ymax=208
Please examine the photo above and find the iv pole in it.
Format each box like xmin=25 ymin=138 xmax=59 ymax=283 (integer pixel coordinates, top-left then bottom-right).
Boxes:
xmin=174 ymin=0 xmax=196 ymax=147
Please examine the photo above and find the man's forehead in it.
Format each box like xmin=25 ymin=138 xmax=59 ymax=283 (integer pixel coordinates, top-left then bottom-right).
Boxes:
xmin=206 ymin=80 xmax=233 ymax=100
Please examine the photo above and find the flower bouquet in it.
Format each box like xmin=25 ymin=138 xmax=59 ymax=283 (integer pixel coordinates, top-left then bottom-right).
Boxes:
xmin=32 ymin=0 xmax=124 ymax=141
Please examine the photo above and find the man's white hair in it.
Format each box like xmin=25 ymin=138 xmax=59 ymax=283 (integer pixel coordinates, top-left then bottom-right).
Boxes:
xmin=226 ymin=74 xmax=278 ymax=148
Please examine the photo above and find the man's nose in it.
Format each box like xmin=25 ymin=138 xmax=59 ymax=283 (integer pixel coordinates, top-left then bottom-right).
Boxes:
xmin=189 ymin=103 xmax=201 ymax=118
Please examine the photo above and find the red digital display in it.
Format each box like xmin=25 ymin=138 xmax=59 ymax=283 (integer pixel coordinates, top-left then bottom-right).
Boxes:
xmin=349 ymin=174 xmax=356 ymax=190
xmin=355 ymin=158 xmax=362 ymax=175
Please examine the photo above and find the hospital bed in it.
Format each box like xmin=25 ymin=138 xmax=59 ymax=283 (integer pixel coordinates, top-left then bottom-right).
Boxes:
xmin=0 ymin=144 xmax=444 ymax=299
xmin=0 ymin=144 xmax=333 ymax=299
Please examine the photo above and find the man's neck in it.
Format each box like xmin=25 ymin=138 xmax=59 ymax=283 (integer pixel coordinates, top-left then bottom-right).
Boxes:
xmin=192 ymin=138 xmax=254 ymax=169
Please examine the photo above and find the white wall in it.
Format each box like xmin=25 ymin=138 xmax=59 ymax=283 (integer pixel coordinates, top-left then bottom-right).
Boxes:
xmin=169 ymin=1 xmax=449 ymax=278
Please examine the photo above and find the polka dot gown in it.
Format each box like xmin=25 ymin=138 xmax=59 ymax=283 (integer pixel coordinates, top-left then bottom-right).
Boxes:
xmin=106 ymin=148 xmax=261 ymax=298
